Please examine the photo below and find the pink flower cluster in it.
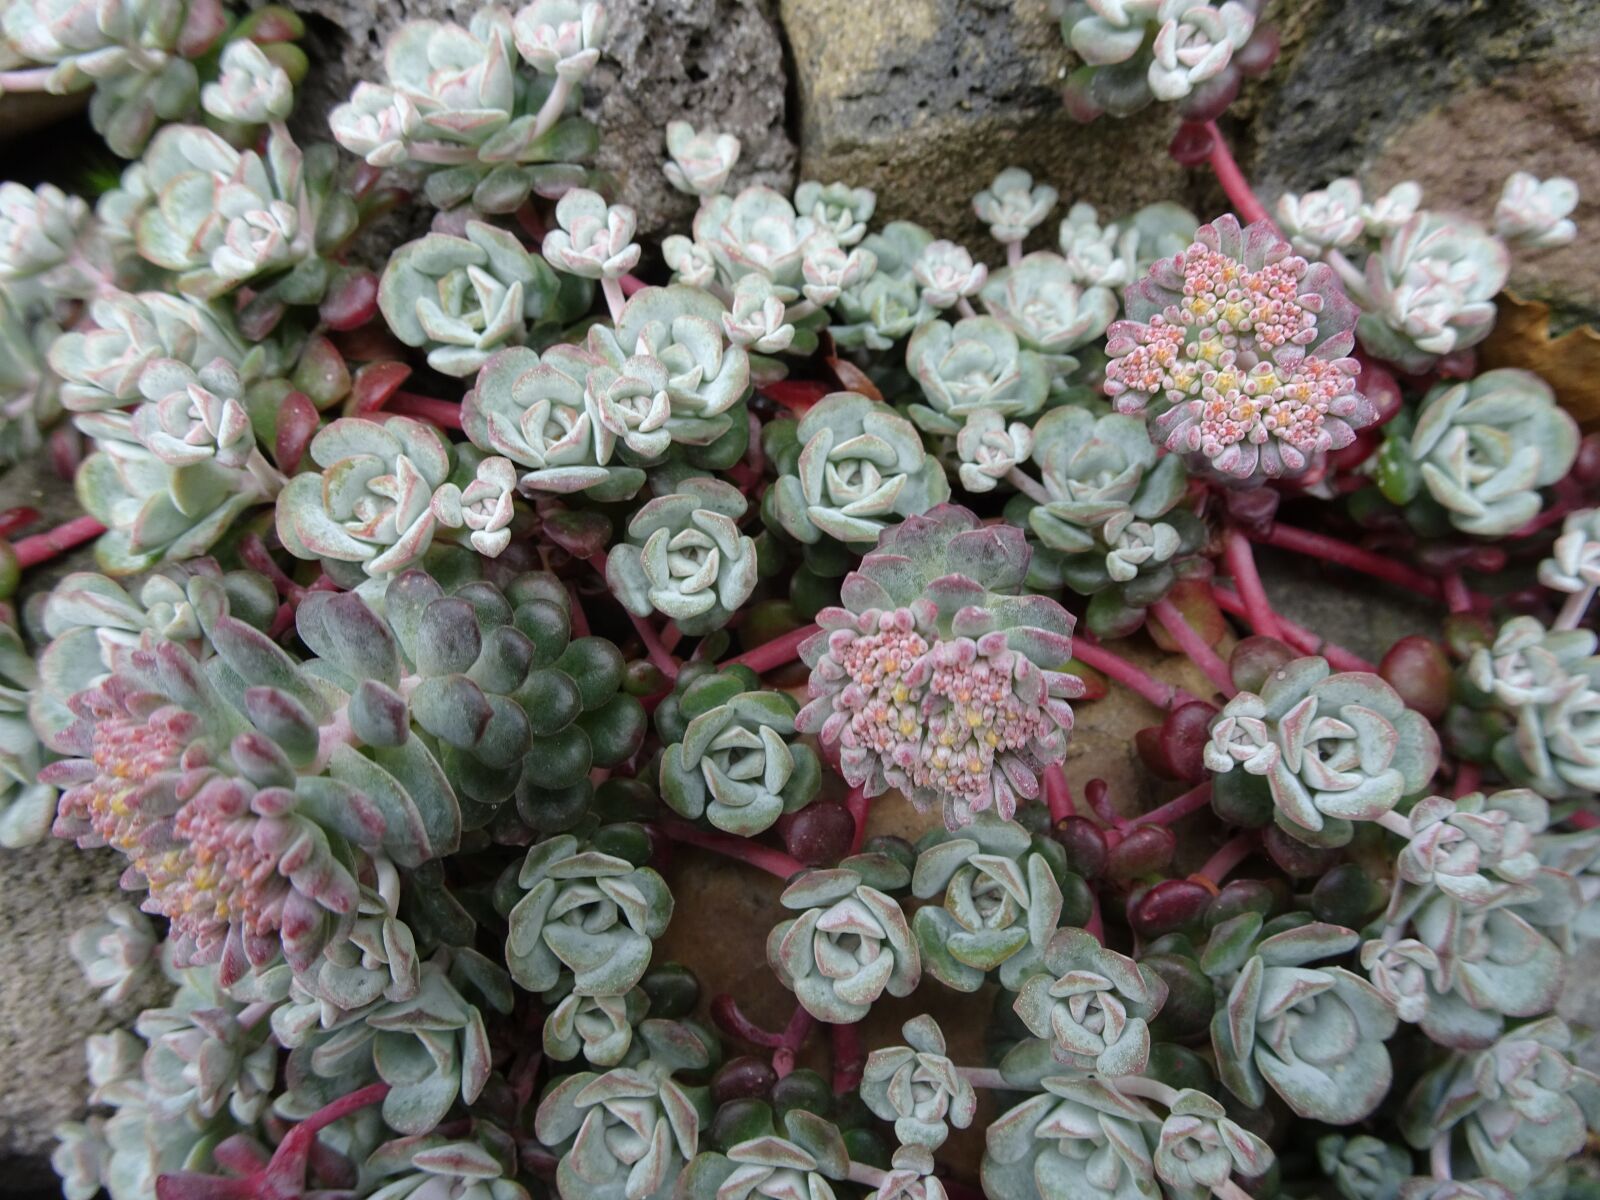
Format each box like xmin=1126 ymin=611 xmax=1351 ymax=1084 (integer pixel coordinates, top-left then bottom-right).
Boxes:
xmin=799 ymin=606 xmax=1075 ymax=828
xmin=1105 ymin=215 xmax=1373 ymax=483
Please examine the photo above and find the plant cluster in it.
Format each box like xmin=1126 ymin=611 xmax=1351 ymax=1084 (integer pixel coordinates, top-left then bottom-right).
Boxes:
xmin=0 ymin=4 xmax=1594 ymax=1200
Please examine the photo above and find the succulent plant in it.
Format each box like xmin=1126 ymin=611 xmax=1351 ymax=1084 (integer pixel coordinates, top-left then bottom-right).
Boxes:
xmin=905 ymin=315 xmax=1050 ymax=433
xmin=1014 ymin=928 xmax=1167 ymax=1078
xmin=693 ymin=185 xmax=829 ymax=290
xmin=663 ymin=121 xmax=741 ymax=197
xmin=542 ymin=188 xmax=642 ymax=281
xmin=0 ymin=291 xmax=63 ymax=466
xmin=912 ymin=240 xmax=988 ymax=310
xmin=1493 ymin=173 xmax=1578 ymax=249
xmin=768 ymin=853 xmax=920 ymax=1023
xmin=329 ymin=7 xmax=600 ymax=213
xmin=1402 ymin=1017 xmax=1596 ymax=1190
xmin=797 ymin=506 xmax=1082 ymax=827
xmin=659 ymin=682 xmax=820 ymax=836
xmin=1403 ymin=370 xmax=1579 ymax=538
xmin=0 ymin=0 xmax=227 ymax=156
xmin=795 ymin=180 xmax=876 ymax=248
xmin=544 ymin=987 xmax=646 ymax=1067
xmin=276 ymin=416 xmax=453 ymax=578
xmin=973 ymin=168 xmax=1057 ymax=246
xmin=1465 ymin=616 xmax=1596 ymax=712
xmin=364 ymin=1131 xmax=530 ymax=1200
xmin=1204 ymin=656 xmax=1440 ymax=847
xmin=137 ymin=964 xmax=277 ymax=1123
xmin=606 ymin=476 xmax=758 ymax=634
xmin=506 ymin=831 xmax=673 ymax=996
xmin=1359 ymin=937 xmax=1439 ymax=1026
xmin=1106 ymin=214 xmax=1376 ymax=484
xmin=722 ymin=275 xmax=796 ymax=354
xmin=1355 ymin=213 xmax=1509 ymax=373
xmin=535 ymin=1021 xmax=714 ymax=1200
xmin=1317 ymin=1134 xmax=1412 ymax=1200
xmin=1537 ymin=508 xmax=1600 ymax=595
xmin=955 ymin=410 xmax=1034 ymax=495
xmin=911 ymin=815 xmax=1070 ymax=991
xmin=1154 ymin=1089 xmax=1273 ymax=1200
xmin=463 ymin=342 xmax=644 ymax=501
xmin=1275 ymin=178 xmax=1366 ymax=257
xmin=861 ymin=1016 xmax=977 ymax=1150
xmin=1057 ymin=203 xmax=1139 ymax=289
xmin=1358 ymin=182 xmax=1424 ymax=239
xmin=430 ymin=453 xmax=518 ymax=557
xmin=0 ymin=180 xmax=98 ymax=299
xmin=0 ymin=617 xmax=56 ymax=848
xmin=981 ymin=1075 xmax=1157 ymax=1200
xmin=1059 ymin=0 xmax=1276 ymax=122
xmin=68 ymin=904 xmax=159 ymax=1004
xmin=199 ymin=36 xmax=292 ymax=124
xmin=827 ymin=221 xmax=930 ymax=351
xmin=765 ymin=390 xmax=949 ymax=547
xmin=686 ymin=1116 xmax=848 ymax=1200
xmin=1208 ymin=919 xmax=1398 ymax=1123
xmin=980 ymin=252 xmax=1117 ymax=367
xmin=379 ymin=221 xmax=565 ymax=378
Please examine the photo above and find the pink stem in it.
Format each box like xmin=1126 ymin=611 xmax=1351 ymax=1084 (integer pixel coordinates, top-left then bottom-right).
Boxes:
xmin=387 ymin=391 xmax=464 ymax=430
xmin=711 ymin=994 xmax=786 ymax=1048
xmin=12 ymin=514 xmax=105 ymax=568
xmin=1085 ymin=891 xmax=1104 ymax=942
xmin=656 ymin=816 xmax=805 ymax=880
xmin=1073 ymin=636 xmax=1201 ymax=710
xmin=1151 ymin=597 xmax=1235 ymax=696
xmin=1084 ymin=778 xmax=1128 ymax=832
xmin=587 ymin=551 xmax=680 ymax=679
xmin=1443 ymin=572 xmax=1473 ymax=615
xmin=1253 ymin=523 xmax=1444 ymax=599
xmin=620 ymin=273 xmax=647 ymax=297
xmin=1131 ymin=781 xmax=1213 ymax=827
xmin=1571 ymin=810 xmax=1600 ymax=830
xmin=565 ymin=582 xmax=590 ymax=637
xmin=1453 ymin=762 xmax=1481 ymax=799
xmin=1044 ymin=763 xmax=1075 ymax=822
xmin=1196 ymin=831 xmax=1259 ymax=885
xmin=1202 ymin=121 xmax=1270 ymax=225
xmin=845 ymin=786 xmax=869 ymax=855
xmin=830 ymin=1022 xmax=866 ymax=1095
xmin=724 ymin=623 xmax=819 ymax=676
xmin=662 ymin=623 xmax=684 ymax=653
xmin=773 ymin=1005 xmax=815 ymax=1078
xmin=0 ymin=507 xmax=39 ymax=539
xmin=1211 ymin=585 xmax=1375 ymax=672
xmin=1224 ymin=528 xmax=1283 ymax=640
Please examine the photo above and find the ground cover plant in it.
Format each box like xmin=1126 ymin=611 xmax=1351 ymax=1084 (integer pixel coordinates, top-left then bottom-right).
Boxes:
xmin=0 ymin=1 xmax=1596 ymax=1198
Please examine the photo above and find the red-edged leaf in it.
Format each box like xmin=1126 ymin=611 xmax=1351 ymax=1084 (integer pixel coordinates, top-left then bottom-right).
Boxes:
xmin=826 ymin=357 xmax=883 ymax=402
xmin=320 ymin=269 xmax=380 ymax=331
xmin=353 ymin=361 xmax=412 ymax=414
xmin=275 ymin=391 xmax=320 ymax=473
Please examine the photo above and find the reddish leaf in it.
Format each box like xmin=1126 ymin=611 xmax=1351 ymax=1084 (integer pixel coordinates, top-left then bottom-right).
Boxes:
xmin=1168 ymin=121 xmax=1215 ymax=166
xmin=759 ymin=379 xmax=830 ymax=416
xmin=826 ymin=357 xmax=883 ymax=402
xmin=275 ymin=391 xmax=320 ymax=473
xmin=319 ymin=269 xmax=380 ymax=331
xmin=353 ymin=361 xmax=412 ymax=414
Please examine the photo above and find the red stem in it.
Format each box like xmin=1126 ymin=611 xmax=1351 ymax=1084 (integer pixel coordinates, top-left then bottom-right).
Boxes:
xmin=1202 ymin=121 xmax=1270 ymax=225
xmin=1084 ymin=777 xmax=1128 ymax=832
xmin=620 ymin=273 xmax=647 ymax=297
xmin=712 ymin=994 xmax=786 ymax=1049
xmin=845 ymin=786 xmax=869 ymax=855
xmin=1571 ymin=810 xmax=1600 ymax=830
xmin=1132 ymin=781 xmax=1213 ymax=827
xmin=1211 ymin=585 xmax=1375 ymax=672
xmin=1252 ymin=523 xmax=1444 ymax=599
xmin=1196 ymin=831 xmax=1259 ymax=885
xmin=1150 ymin=597 xmax=1235 ymax=696
xmin=1072 ymin=635 xmax=1201 ymax=710
xmin=724 ymin=623 xmax=819 ymax=676
xmin=12 ymin=514 xmax=106 ymax=568
xmin=830 ymin=1022 xmax=866 ymax=1095
xmin=1085 ymin=891 xmax=1105 ymax=943
xmin=1443 ymin=573 xmax=1473 ymax=615
xmin=1044 ymin=763 xmax=1075 ymax=822
xmin=773 ymin=1004 xmax=815 ymax=1078
xmin=1453 ymin=762 xmax=1481 ymax=799
xmin=656 ymin=816 xmax=805 ymax=880
xmin=1224 ymin=528 xmax=1283 ymax=641
xmin=387 ymin=391 xmax=464 ymax=430
xmin=587 ymin=551 xmax=681 ymax=679
xmin=564 ymin=582 xmax=590 ymax=637
xmin=0 ymin=507 xmax=39 ymax=539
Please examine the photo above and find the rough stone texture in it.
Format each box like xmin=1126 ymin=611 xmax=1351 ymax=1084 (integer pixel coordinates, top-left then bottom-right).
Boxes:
xmin=780 ymin=0 xmax=1192 ymax=248
xmin=282 ymin=0 xmax=796 ymax=241
xmin=0 ymin=840 xmax=166 ymax=1193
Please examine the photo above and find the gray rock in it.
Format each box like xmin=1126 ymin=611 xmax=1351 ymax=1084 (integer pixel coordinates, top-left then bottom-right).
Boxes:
xmin=283 ymin=0 xmax=796 ymax=241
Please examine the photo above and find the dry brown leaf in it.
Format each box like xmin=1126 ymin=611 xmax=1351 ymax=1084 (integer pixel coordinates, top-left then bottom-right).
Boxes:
xmin=1477 ymin=291 xmax=1600 ymax=428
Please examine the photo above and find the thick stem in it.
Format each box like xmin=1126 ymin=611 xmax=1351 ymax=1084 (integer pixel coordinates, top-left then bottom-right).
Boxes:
xmin=1132 ymin=781 xmax=1213 ymax=828
xmin=12 ymin=514 xmax=105 ymax=569
xmin=388 ymin=391 xmax=464 ymax=430
xmin=1431 ymin=1136 xmax=1452 ymax=1181
xmin=601 ymin=276 xmax=627 ymax=323
xmin=1252 ymin=522 xmax=1444 ymax=600
xmin=711 ymin=994 xmax=786 ymax=1049
xmin=1006 ymin=241 xmax=1023 ymax=267
xmin=773 ymin=1005 xmax=814 ymax=1078
xmin=1073 ymin=635 xmax=1201 ymax=710
xmin=1044 ymin=763 xmax=1075 ymax=822
xmin=1210 ymin=585 xmax=1375 ymax=672
xmin=1224 ymin=529 xmax=1284 ymax=641
xmin=845 ymin=786 xmax=869 ymax=855
xmin=1112 ymin=1074 xmax=1179 ymax=1107
xmin=1151 ymin=597 xmax=1235 ymax=696
xmin=831 ymin=1022 xmax=866 ymax=1095
xmin=957 ymin=1066 xmax=1012 ymax=1090
xmin=846 ymin=1162 xmax=889 ymax=1188
xmin=1196 ymin=831 xmax=1258 ymax=886
xmin=1555 ymin=586 xmax=1595 ymax=631
xmin=530 ymin=73 xmax=575 ymax=141
xmin=1085 ymin=890 xmax=1105 ymax=942
xmin=656 ymin=816 xmax=805 ymax=880
xmin=1202 ymin=121 xmax=1270 ymax=225
xmin=1376 ymin=810 xmax=1414 ymax=839
xmin=723 ymin=623 xmax=819 ymax=675
xmin=1453 ymin=762 xmax=1481 ymax=799
xmin=1005 ymin=467 xmax=1052 ymax=505
xmin=956 ymin=297 xmax=979 ymax=319
xmin=0 ymin=67 xmax=56 ymax=91
xmin=1443 ymin=572 xmax=1473 ymax=615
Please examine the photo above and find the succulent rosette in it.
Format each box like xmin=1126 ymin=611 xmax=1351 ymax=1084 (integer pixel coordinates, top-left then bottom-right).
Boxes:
xmin=137 ymin=967 xmax=277 ymax=1124
xmin=1154 ymin=1090 xmax=1273 ymax=1200
xmin=1059 ymin=0 xmax=1277 ymax=122
xmin=1317 ymin=1135 xmax=1411 ymax=1200
xmin=955 ymin=410 xmax=1034 ymax=495
xmin=797 ymin=506 xmax=1082 ymax=827
xmin=692 ymin=185 xmax=827 ymax=290
xmin=379 ymin=220 xmax=566 ymax=378
xmin=663 ymin=120 xmax=741 ymax=197
xmin=659 ymin=682 xmax=821 ymax=836
xmin=765 ymin=390 xmax=949 ymax=547
xmin=681 ymin=1113 xmax=850 ymax=1200
xmin=1105 ymin=214 xmax=1375 ymax=484
xmin=1275 ymin=178 xmax=1366 ymax=258
xmin=543 ymin=988 xmax=646 ymax=1067
xmin=1204 ymin=656 xmax=1440 ymax=847
xmin=1402 ymin=369 xmax=1579 ymax=538
xmin=606 ymin=476 xmax=758 ymax=635
xmin=910 ymin=814 xmax=1074 ymax=991
xmin=979 ymin=251 xmax=1117 ymax=370
xmin=276 ymin=416 xmax=454 ymax=579
xmin=981 ymin=1075 xmax=1158 ymax=1200
xmin=1015 ymin=928 xmax=1167 ymax=1077
xmin=904 ymin=315 xmax=1050 ymax=433
xmin=1206 ymin=919 xmax=1398 ymax=1124
xmin=1355 ymin=213 xmax=1509 ymax=372
xmin=1494 ymin=172 xmax=1579 ymax=249
xmin=463 ymin=342 xmax=644 ymax=501
xmin=363 ymin=1131 xmax=530 ymax=1200
xmin=0 ymin=291 xmax=63 ymax=467
xmin=795 ymin=180 xmax=876 ymax=248
xmin=972 ymin=168 xmax=1058 ymax=246
xmin=505 ymin=831 xmax=673 ymax=997
xmin=1537 ymin=507 xmax=1600 ymax=594
xmin=0 ymin=617 xmax=57 ymax=848
xmin=68 ymin=904 xmax=159 ymax=1004
xmin=828 ymin=221 xmax=931 ymax=352
xmin=541 ymin=188 xmax=642 ymax=281
xmin=861 ymin=1016 xmax=977 ymax=1151
xmin=768 ymin=853 xmax=920 ymax=1023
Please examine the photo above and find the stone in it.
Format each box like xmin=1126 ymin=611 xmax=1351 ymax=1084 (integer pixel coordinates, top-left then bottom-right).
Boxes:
xmin=284 ymin=0 xmax=796 ymax=241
